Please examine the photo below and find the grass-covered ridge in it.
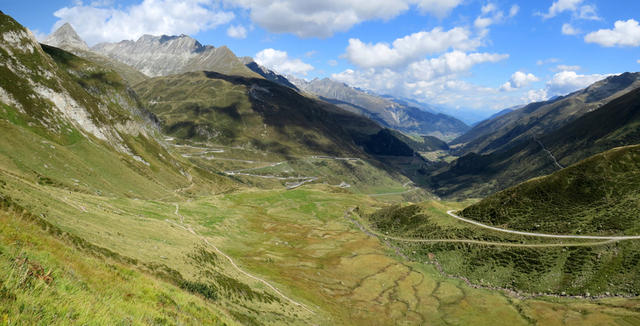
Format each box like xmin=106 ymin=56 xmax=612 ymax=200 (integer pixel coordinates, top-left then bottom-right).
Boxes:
xmin=363 ymin=200 xmax=640 ymax=297
xmin=134 ymin=71 xmax=418 ymax=158
xmin=461 ymin=144 xmax=640 ymax=235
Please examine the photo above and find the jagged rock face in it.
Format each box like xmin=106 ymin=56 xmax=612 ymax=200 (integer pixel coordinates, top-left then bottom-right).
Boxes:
xmin=43 ymin=24 xmax=149 ymax=86
xmin=291 ymin=77 xmax=469 ymax=140
xmin=43 ymin=22 xmax=89 ymax=51
xmin=92 ymin=34 xmax=259 ymax=78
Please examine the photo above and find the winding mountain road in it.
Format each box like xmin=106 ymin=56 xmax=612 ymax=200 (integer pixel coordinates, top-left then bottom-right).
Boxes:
xmin=345 ymin=209 xmax=619 ymax=247
xmin=446 ymin=210 xmax=640 ymax=240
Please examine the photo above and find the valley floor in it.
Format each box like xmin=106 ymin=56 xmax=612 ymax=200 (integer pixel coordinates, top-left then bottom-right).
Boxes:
xmin=0 ymin=137 xmax=638 ymax=325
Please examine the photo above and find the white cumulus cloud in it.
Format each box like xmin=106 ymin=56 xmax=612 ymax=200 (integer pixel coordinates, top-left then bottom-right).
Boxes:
xmin=474 ymin=3 xmax=518 ymax=31
xmin=408 ymin=51 xmax=509 ymax=81
xmin=541 ymin=0 xmax=599 ymax=20
xmin=414 ymin=0 xmax=463 ymax=18
xmin=585 ymin=19 xmax=640 ymax=47
xmin=500 ymin=71 xmax=539 ymax=91
xmin=541 ymin=0 xmax=583 ymax=19
xmin=345 ymin=27 xmax=479 ymax=68
xmin=331 ymin=50 xmax=508 ymax=110
xmin=51 ymin=0 xmax=234 ymax=45
xmin=223 ymin=0 xmax=464 ymax=38
xmin=546 ymin=70 xmax=609 ymax=95
xmin=255 ymin=48 xmax=314 ymax=76
xmin=226 ymin=25 xmax=247 ymax=39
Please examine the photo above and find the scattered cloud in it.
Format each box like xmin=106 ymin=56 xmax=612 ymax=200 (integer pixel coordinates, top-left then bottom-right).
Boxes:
xmin=52 ymin=0 xmax=234 ymax=45
xmin=555 ymin=64 xmax=581 ymax=71
xmin=516 ymin=70 xmax=609 ymax=104
xmin=576 ymin=4 xmax=600 ymax=20
xmin=540 ymin=0 xmax=599 ymax=20
xmin=408 ymin=51 xmax=508 ymax=81
xmin=304 ymin=50 xmax=317 ymax=58
xmin=541 ymin=0 xmax=584 ymax=19
xmin=561 ymin=23 xmax=580 ymax=35
xmin=30 ymin=29 xmax=48 ymax=42
xmin=546 ymin=70 xmax=609 ymax=95
xmin=414 ymin=0 xmax=463 ymax=18
xmin=523 ymin=89 xmax=549 ymax=103
xmin=332 ymin=50 xmax=508 ymax=109
xmin=537 ymin=58 xmax=559 ymax=66
xmin=328 ymin=59 xmax=338 ymax=66
xmin=226 ymin=25 xmax=247 ymax=39
xmin=509 ymin=4 xmax=520 ymax=17
xmin=223 ymin=0 xmax=464 ymax=38
xmin=585 ymin=19 xmax=640 ymax=47
xmin=255 ymin=48 xmax=314 ymax=76
xmin=345 ymin=27 xmax=479 ymax=68
xmin=500 ymin=71 xmax=539 ymax=91
xmin=474 ymin=3 xmax=518 ymax=31
xmin=637 ymin=59 xmax=640 ymax=64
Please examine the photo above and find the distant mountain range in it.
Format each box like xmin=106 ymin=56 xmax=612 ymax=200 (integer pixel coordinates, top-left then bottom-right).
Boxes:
xmin=290 ymin=77 xmax=469 ymax=141
xmin=452 ymin=72 xmax=640 ymax=155
xmin=43 ymin=23 xmax=468 ymax=143
xmin=432 ymin=72 xmax=640 ymax=198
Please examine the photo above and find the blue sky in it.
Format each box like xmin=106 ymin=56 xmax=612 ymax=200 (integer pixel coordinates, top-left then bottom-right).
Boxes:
xmin=3 ymin=0 xmax=640 ymax=121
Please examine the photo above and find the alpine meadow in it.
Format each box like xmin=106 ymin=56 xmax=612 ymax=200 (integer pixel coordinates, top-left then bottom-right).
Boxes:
xmin=2 ymin=0 xmax=640 ymax=325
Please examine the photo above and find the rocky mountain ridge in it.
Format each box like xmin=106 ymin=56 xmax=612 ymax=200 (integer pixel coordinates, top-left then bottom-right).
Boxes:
xmin=92 ymin=34 xmax=260 ymax=78
xmin=291 ymin=77 xmax=469 ymax=141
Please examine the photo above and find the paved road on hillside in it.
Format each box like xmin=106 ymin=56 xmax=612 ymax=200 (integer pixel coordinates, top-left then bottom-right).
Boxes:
xmin=446 ymin=210 xmax=640 ymax=240
xmin=345 ymin=209 xmax=618 ymax=247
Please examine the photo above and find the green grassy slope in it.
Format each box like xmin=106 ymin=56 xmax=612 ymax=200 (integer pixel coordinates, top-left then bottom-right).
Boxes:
xmin=0 ymin=207 xmax=235 ymax=325
xmin=461 ymin=144 xmax=640 ymax=235
xmin=134 ymin=71 xmax=419 ymax=159
xmin=363 ymin=199 xmax=640 ymax=297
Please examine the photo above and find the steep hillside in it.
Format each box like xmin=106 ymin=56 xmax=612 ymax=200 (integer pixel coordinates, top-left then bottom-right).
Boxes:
xmin=292 ymin=77 xmax=469 ymax=140
xmin=362 ymin=197 xmax=640 ymax=297
xmin=461 ymin=144 xmax=640 ymax=235
xmin=93 ymin=34 xmax=260 ymax=78
xmin=0 ymin=12 xmax=232 ymax=199
xmin=133 ymin=71 xmax=413 ymax=158
xmin=453 ymin=72 xmax=640 ymax=155
xmin=430 ymin=84 xmax=640 ymax=198
xmin=389 ymin=130 xmax=450 ymax=152
xmin=43 ymin=23 xmax=148 ymax=85
xmin=0 ymin=206 xmax=234 ymax=325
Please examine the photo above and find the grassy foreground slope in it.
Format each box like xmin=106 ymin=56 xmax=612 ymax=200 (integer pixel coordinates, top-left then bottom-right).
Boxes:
xmin=0 ymin=206 xmax=234 ymax=325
